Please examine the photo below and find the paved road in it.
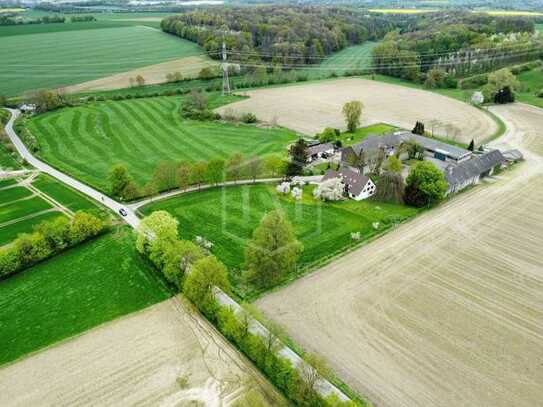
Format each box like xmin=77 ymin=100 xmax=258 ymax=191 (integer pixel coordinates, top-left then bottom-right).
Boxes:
xmin=130 ymin=176 xmax=323 ymax=210
xmin=4 ymin=108 xmax=323 ymax=226
xmin=4 ymin=108 xmax=140 ymax=228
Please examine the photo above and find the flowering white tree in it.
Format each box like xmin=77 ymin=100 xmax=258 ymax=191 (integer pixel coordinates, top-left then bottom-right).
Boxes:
xmin=471 ymin=91 xmax=484 ymax=105
xmin=195 ymin=235 xmax=213 ymax=251
xmin=313 ymin=177 xmax=344 ymax=201
xmin=291 ymin=186 xmax=303 ymax=200
xmin=276 ymin=182 xmax=291 ymax=194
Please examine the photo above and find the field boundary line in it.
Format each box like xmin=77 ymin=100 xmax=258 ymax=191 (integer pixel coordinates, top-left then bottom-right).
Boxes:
xmin=0 ymin=208 xmax=60 ymax=229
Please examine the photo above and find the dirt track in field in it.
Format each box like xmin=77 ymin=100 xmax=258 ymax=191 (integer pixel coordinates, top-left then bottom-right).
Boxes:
xmin=217 ymin=78 xmax=497 ymax=143
xmin=62 ymin=56 xmax=217 ymax=93
xmin=0 ymin=298 xmax=285 ymax=407
xmin=258 ymin=103 xmax=543 ymax=407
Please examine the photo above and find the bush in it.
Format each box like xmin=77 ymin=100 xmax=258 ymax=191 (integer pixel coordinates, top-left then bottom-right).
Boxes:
xmin=404 ymin=161 xmax=447 ymax=207
xmin=537 ymin=88 xmax=543 ymax=98
xmin=0 ymin=212 xmax=108 ymax=280
xmin=241 ymin=112 xmax=257 ymax=124
xmin=459 ymin=73 xmax=488 ymax=89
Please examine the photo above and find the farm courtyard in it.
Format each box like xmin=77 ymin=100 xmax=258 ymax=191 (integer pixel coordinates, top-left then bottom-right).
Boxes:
xmin=257 ymin=103 xmax=543 ymax=407
xmin=217 ymin=78 xmax=498 ymax=143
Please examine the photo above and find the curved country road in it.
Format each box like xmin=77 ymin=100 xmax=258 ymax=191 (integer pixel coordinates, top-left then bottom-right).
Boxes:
xmin=4 ymin=108 xmax=141 ymax=228
xmin=3 ymin=108 xmax=322 ymax=225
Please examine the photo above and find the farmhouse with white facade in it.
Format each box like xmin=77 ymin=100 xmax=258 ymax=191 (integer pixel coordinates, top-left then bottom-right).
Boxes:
xmin=321 ymin=167 xmax=376 ymax=201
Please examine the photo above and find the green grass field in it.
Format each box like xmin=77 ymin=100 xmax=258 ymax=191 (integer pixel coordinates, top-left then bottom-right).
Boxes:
xmin=517 ymin=68 xmax=543 ymax=109
xmin=0 ymin=175 xmax=103 ymax=245
xmin=339 ymin=123 xmax=398 ymax=146
xmin=0 ymin=211 xmax=64 ymax=246
xmin=0 ymin=144 xmax=20 ymax=171
xmin=0 ymin=228 xmax=171 ymax=366
xmin=31 ymin=174 xmax=106 ymax=214
xmin=0 ymin=25 xmax=204 ymax=96
xmin=303 ymin=42 xmax=378 ymax=79
xmin=0 ymin=110 xmax=19 ymax=170
xmin=27 ymin=94 xmax=297 ymax=193
xmin=0 ymin=196 xmax=52 ymax=225
xmin=141 ymin=184 xmax=420 ymax=297
xmin=537 ymin=24 xmax=543 ymax=33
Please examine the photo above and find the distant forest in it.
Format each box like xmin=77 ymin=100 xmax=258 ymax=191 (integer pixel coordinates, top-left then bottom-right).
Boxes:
xmin=161 ymin=6 xmax=397 ymax=66
xmin=372 ymin=12 xmax=542 ymax=80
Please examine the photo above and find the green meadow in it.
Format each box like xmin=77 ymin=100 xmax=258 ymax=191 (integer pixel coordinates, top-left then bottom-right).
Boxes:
xmin=141 ymin=184 xmax=420 ymax=298
xmin=0 ymin=25 xmax=203 ymax=96
xmin=27 ymin=94 xmax=297 ymax=193
xmin=303 ymin=42 xmax=378 ymax=79
xmin=0 ymin=228 xmax=170 ymax=366
xmin=31 ymin=174 xmax=106 ymax=214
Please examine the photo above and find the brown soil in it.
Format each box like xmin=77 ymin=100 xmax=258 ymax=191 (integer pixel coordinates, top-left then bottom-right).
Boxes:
xmin=216 ymin=78 xmax=498 ymax=144
xmin=61 ymin=56 xmax=217 ymax=94
xmin=0 ymin=298 xmax=286 ymax=407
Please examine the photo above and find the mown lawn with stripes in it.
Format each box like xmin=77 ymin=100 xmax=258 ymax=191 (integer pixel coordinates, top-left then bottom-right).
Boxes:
xmin=141 ymin=184 xmax=420 ymax=297
xmin=0 ymin=25 xmax=203 ymax=96
xmin=27 ymin=95 xmax=298 ymax=193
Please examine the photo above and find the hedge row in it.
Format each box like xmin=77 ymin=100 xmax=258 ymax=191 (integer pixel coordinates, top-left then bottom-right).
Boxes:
xmin=0 ymin=211 xmax=108 ymax=279
xmin=212 ymin=303 xmax=359 ymax=406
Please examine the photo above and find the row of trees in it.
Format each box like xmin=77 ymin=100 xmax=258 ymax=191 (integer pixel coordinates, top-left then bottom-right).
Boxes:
xmin=136 ymin=210 xmax=354 ymax=405
xmin=0 ymin=14 xmax=65 ymax=26
xmin=0 ymin=212 xmax=108 ymax=279
xmin=108 ymin=153 xmax=288 ymax=200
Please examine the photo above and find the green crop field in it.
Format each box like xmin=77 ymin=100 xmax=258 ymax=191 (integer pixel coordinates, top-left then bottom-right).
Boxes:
xmin=302 ymin=42 xmax=378 ymax=79
xmin=0 ymin=196 xmax=52 ymax=224
xmin=0 ymin=229 xmax=170 ymax=366
xmin=0 ymin=212 xmax=64 ymax=246
xmin=0 ymin=186 xmax=32 ymax=202
xmin=0 ymin=25 xmax=204 ymax=96
xmin=0 ymin=175 xmax=102 ymax=245
xmin=27 ymin=95 xmax=297 ymax=194
xmin=141 ymin=184 xmax=420 ymax=297
xmin=31 ymin=174 xmax=106 ymax=214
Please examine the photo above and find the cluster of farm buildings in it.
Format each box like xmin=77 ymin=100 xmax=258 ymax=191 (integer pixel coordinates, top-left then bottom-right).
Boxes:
xmin=307 ymin=130 xmax=522 ymax=201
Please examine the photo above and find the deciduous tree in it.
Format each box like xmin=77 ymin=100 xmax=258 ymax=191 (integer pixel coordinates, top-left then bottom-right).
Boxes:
xmin=245 ymin=210 xmax=302 ymax=288
xmin=183 ymin=255 xmax=230 ymax=314
xmin=192 ymin=161 xmax=208 ymax=189
xmin=177 ymin=161 xmax=192 ymax=190
xmin=227 ymin=153 xmax=244 ymax=182
xmin=206 ymin=159 xmax=225 ymax=185
xmin=342 ymin=101 xmax=363 ymax=133
xmin=247 ymin=156 xmax=262 ymax=183
xmin=404 ymin=161 xmax=447 ymax=207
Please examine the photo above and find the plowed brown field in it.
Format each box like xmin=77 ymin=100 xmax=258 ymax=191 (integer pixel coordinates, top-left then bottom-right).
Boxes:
xmin=0 ymin=298 xmax=285 ymax=407
xmin=217 ymin=78 xmax=498 ymax=143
